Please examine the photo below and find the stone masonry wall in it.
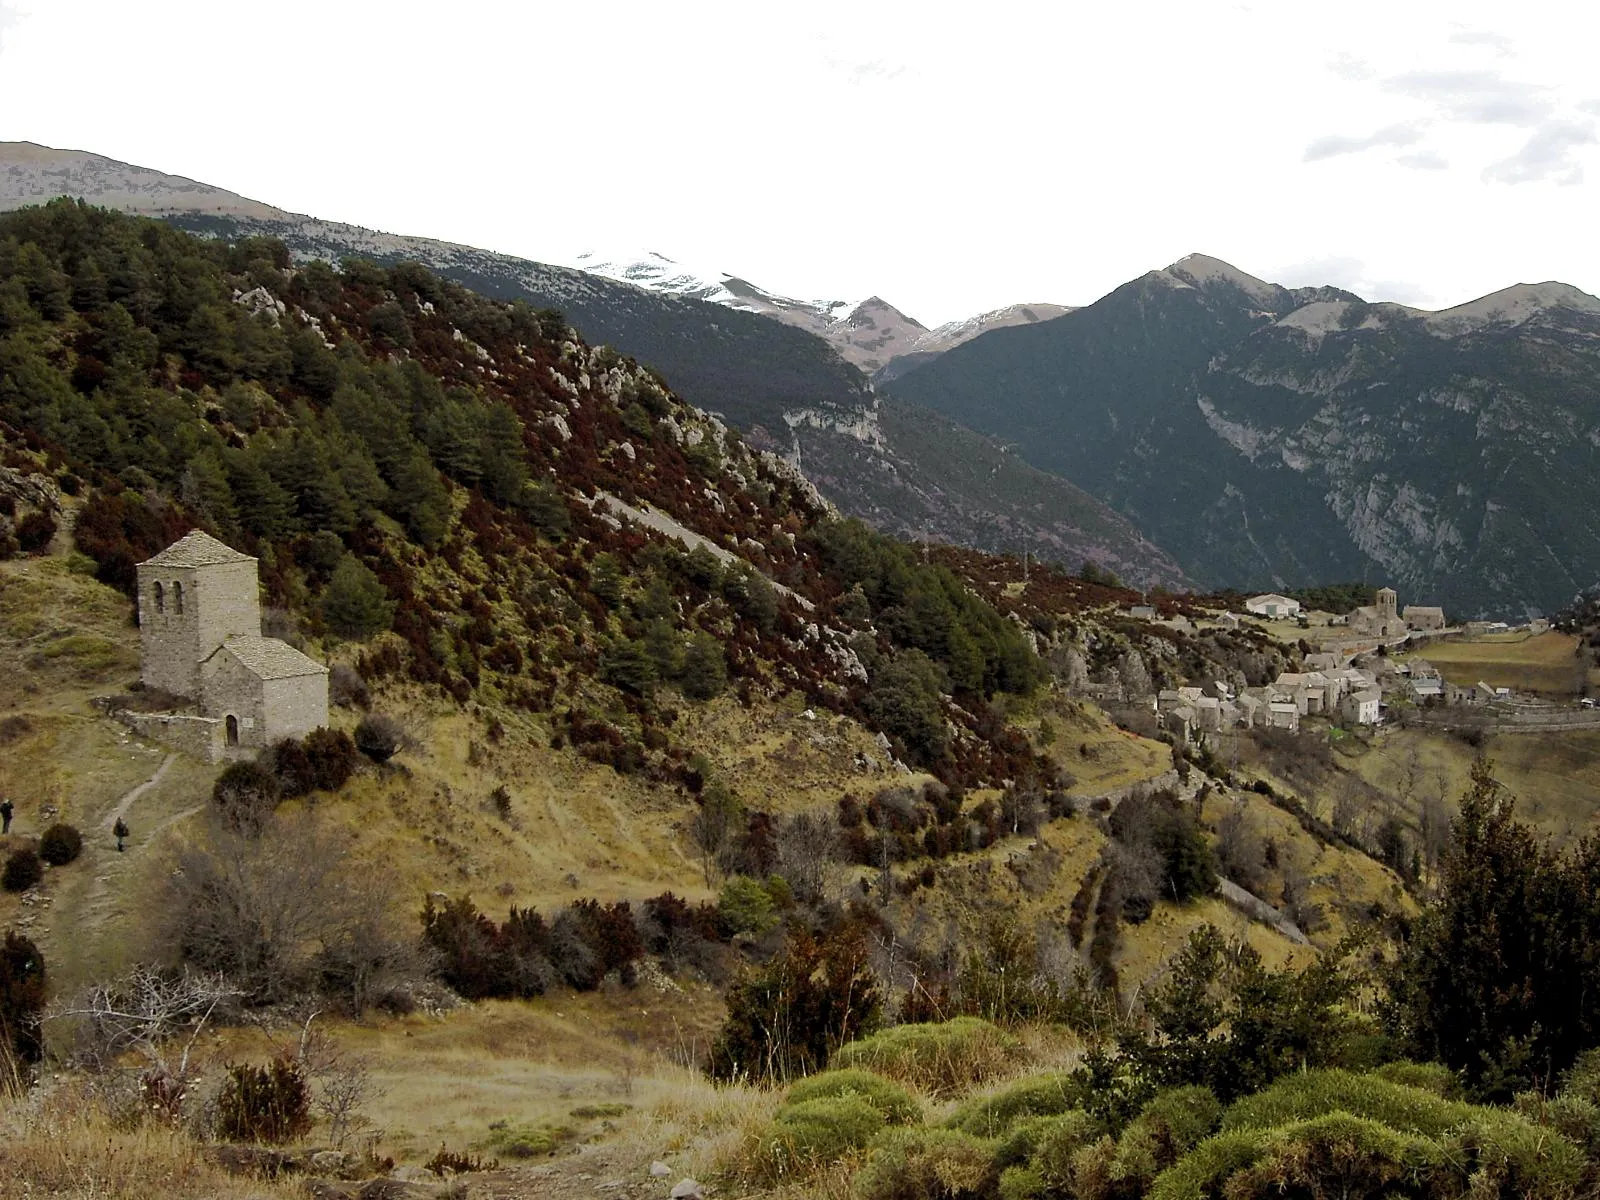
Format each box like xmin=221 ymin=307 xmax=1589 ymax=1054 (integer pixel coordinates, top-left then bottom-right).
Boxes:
xmin=263 ymin=673 xmax=330 ymax=743
xmin=199 ymin=649 xmax=268 ymax=750
xmin=115 ymin=710 xmax=226 ymax=763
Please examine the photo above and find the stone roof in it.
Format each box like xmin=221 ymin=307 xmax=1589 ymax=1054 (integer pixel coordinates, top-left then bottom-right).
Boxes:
xmin=139 ymin=530 xmax=254 ymax=570
xmin=213 ymin=635 xmax=326 ymax=680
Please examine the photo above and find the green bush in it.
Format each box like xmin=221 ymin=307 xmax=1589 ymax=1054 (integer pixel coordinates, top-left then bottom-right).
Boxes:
xmin=1 ymin=849 xmax=42 ymax=893
xmin=992 ymin=1110 xmax=1103 ymax=1176
xmin=947 ymin=1072 xmax=1087 ymax=1138
xmin=1369 ymin=1060 xmax=1459 ymax=1098
xmin=718 ymin=875 xmax=781 ymax=936
xmin=1095 ymin=1086 xmax=1221 ymax=1196
xmin=1149 ymin=1070 xmax=1586 ymax=1200
xmin=785 ymin=1069 xmax=921 ymax=1126
xmin=37 ymin=823 xmax=83 ymax=866
xmin=835 ymin=1018 xmax=1022 ymax=1098
xmin=754 ymin=1096 xmax=886 ymax=1179
xmin=854 ymin=1127 xmax=998 ymax=1200
xmin=1221 ymin=1069 xmax=1474 ymax=1139
xmin=483 ymin=1121 xmax=571 ymax=1158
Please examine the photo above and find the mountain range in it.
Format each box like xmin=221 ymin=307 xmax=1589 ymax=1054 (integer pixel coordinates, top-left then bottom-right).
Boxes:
xmin=0 ymin=141 xmax=1180 ymax=589
xmin=12 ymin=140 xmax=1600 ymax=615
xmin=564 ymin=248 xmax=1072 ymax=378
xmin=888 ymin=253 xmax=1600 ymax=617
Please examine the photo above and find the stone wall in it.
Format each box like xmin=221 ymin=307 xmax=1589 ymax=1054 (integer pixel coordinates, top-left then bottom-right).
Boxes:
xmin=262 ymin=672 xmax=330 ymax=743
xmin=137 ymin=558 xmax=260 ymax=699
xmin=199 ymin=649 xmax=268 ymax=751
xmin=114 ymin=710 xmax=226 ymax=763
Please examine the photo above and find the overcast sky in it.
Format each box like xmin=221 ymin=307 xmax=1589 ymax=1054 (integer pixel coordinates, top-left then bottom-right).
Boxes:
xmin=3 ymin=1 xmax=1598 ymax=324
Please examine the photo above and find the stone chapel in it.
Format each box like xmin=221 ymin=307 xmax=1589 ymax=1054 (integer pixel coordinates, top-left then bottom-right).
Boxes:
xmin=134 ymin=530 xmax=328 ymax=758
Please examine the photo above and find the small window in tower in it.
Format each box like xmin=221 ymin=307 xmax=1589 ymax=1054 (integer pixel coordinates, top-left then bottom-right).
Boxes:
xmin=173 ymin=581 xmax=184 ymax=615
xmin=153 ymin=581 xmax=165 ymax=614
xmin=225 ymin=714 xmax=239 ymax=746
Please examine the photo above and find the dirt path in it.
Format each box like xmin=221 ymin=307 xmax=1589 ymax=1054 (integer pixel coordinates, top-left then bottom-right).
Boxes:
xmin=101 ymin=751 xmax=177 ymax=833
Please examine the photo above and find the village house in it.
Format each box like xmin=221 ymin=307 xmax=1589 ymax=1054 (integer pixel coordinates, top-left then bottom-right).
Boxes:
xmin=1341 ymin=686 xmax=1382 ymax=725
xmin=1216 ymin=611 xmax=1241 ymax=629
xmin=1246 ymin=593 xmax=1301 ymax=619
xmin=1403 ymin=605 xmax=1446 ymax=631
xmin=129 ymin=531 xmax=329 ymax=761
xmin=1127 ymin=604 xmax=1156 ymax=620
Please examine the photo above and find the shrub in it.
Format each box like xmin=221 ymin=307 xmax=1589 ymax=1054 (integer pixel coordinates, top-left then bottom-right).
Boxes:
xmin=1 ymin=849 xmax=42 ymax=893
xmin=947 ymin=1072 xmax=1087 ymax=1138
xmin=835 ymin=1018 xmax=1022 ymax=1098
xmin=1370 ymin=1060 xmax=1459 ymax=1098
xmin=216 ymin=1058 xmax=313 ymax=1143
xmin=15 ymin=510 xmax=55 ymax=554
xmin=753 ymin=1096 xmax=887 ymax=1180
xmin=718 ymin=875 xmax=780 ymax=937
xmin=37 ymin=823 xmax=83 ymax=867
xmin=211 ymin=760 xmax=280 ymax=834
xmin=302 ymin=727 xmax=358 ymax=792
xmin=354 ymin=713 xmax=405 ymax=763
xmin=268 ymin=737 xmax=316 ymax=798
xmin=0 ymin=932 xmax=45 ymax=1066
xmin=1099 ymin=1086 xmax=1221 ymax=1195
xmin=854 ymin=1127 xmax=998 ymax=1200
xmin=785 ymin=1069 xmax=922 ymax=1126
xmin=328 ymin=662 xmax=371 ymax=709
xmin=708 ymin=925 xmax=882 ymax=1083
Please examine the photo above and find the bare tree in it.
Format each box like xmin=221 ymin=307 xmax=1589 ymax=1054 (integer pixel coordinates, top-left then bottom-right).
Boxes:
xmin=295 ymin=1019 xmax=385 ymax=1149
xmin=689 ymin=782 xmax=742 ymax=887
xmin=1215 ymin=802 xmax=1268 ymax=894
xmin=775 ymin=812 xmax=836 ymax=905
xmin=50 ymin=968 xmax=242 ymax=1086
xmin=160 ymin=812 xmax=413 ymax=1006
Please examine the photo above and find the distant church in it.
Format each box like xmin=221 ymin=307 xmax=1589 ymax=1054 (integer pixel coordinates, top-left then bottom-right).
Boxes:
xmin=1344 ymin=587 xmax=1409 ymax=642
xmin=132 ymin=531 xmax=328 ymax=760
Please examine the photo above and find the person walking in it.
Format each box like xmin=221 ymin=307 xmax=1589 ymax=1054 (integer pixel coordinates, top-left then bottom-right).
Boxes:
xmin=113 ymin=817 xmax=128 ymax=852
xmin=0 ymin=798 xmax=13 ymax=835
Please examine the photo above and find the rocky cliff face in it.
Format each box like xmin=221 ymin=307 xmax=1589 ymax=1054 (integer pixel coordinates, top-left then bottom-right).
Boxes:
xmin=890 ymin=255 xmax=1600 ymax=618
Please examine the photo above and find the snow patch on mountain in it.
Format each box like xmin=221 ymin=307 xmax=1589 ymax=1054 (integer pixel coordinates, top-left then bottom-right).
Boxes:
xmin=909 ymin=302 xmax=1075 ymax=357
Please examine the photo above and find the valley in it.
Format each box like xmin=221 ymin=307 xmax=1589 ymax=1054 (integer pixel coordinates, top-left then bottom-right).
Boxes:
xmin=1 ymin=173 xmax=1600 ymax=1200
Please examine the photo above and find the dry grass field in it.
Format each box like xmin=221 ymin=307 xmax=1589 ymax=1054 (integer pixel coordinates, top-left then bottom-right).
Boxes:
xmin=1403 ymin=630 xmax=1597 ymax=696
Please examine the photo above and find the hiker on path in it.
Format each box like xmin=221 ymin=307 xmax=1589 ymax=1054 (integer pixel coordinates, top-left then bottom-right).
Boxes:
xmin=113 ymin=817 xmax=128 ymax=852
xmin=0 ymin=799 xmax=13 ymax=834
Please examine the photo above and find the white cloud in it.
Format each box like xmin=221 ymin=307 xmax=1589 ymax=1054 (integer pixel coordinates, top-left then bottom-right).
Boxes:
xmin=1304 ymin=123 xmax=1422 ymax=162
xmin=1382 ymin=68 xmax=1551 ymax=125
xmin=4 ymin=2 xmax=1600 ymax=323
xmin=1396 ymin=150 xmax=1450 ymax=171
xmin=1448 ymin=29 xmax=1514 ymax=56
xmin=1483 ymin=119 xmax=1596 ymax=185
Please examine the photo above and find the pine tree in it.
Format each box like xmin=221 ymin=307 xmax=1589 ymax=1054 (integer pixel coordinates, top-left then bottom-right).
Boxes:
xmin=321 ymin=556 xmax=396 ymax=640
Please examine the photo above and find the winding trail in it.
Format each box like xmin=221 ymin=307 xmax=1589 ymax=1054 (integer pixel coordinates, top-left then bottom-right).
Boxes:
xmin=101 ymin=752 xmax=176 ymax=833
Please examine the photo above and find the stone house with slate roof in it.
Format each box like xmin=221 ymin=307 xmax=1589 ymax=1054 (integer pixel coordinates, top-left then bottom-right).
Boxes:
xmin=132 ymin=531 xmax=327 ymax=760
